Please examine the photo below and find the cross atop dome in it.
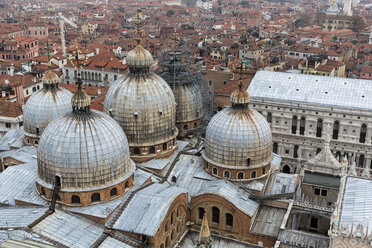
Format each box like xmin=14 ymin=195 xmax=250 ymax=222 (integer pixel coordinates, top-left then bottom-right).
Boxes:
xmin=133 ymin=9 xmax=145 ymax=45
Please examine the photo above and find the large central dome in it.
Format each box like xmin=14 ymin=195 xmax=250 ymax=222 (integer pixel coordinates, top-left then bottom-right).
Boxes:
xmin=202 ymin=82 xmax=273 ymax=181
xmin=104 ymin=44 xmax=178 ymax=162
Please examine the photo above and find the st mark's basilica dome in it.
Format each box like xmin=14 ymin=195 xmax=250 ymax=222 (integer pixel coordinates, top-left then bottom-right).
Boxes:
xmin=104 ymin=42 xmax=178 ymax=162
xmin=202 ymin=81 xmax=273 ymax=181
xmin=36 ymin=78 xmax=135 ymax=206
xmin=23 ymin=69 xmax=72 ymax=146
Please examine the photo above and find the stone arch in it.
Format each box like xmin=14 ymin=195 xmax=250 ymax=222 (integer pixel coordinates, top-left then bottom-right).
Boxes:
xmin=283 ymin=165 xmax=290 ymax=174
xmin=71 ymin=195 xmax=80 ymax=204
xmin=91 ymin=193 xmax=100 ymax=202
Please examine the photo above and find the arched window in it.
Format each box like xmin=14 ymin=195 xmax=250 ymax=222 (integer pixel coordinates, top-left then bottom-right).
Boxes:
xmin=55 ymin=175 xmax=61 ymax=188
xmin=198 ymin=207 xmax=205 ymax=220
xmin=36 ymin=127 xmax=40 ymax=136
xmin=262 ymin=167 xmax=266 ymax=175
xmin=212 ymin=167 xmax=217 ymax=175
xmin=300 ymin=116 xmax=306 ymax=135
xmin=273 ymin=142 xmax=278 ymax=153
xmin=294 ymin=145 xmax=299 ymax=158
xmin=171 ymin=211 xmax=174 ymax=224
xmin=125 ymin=181 xmax=129 ymax=188
xmin=360 ymin=124 xmax=367 ymax=143
xmin=333 ymin=121 xmax=340 ymax=140
xmin=238 ymin=172 xmax=244 ymax=179
xmin=247 ymin=157 xmax=251 ymax=166
xmin=165 ymin=237 xmax=169 ymax=248
xmin=40 ymin=187 xmax=46 ymax=196
xmin=163 ymin=143 xmax=167 ymax=151
xmin=183 ymin=124 xmax=188 ymax=130
xmin=267 ymin=112 xmax=272 ymax=123
xmin=359 ymin=155 xmax=365 ymax=167
xmin=134 ymin=148 xmax=140 ymax=155
xmin=71 ymin=195 xmax=80 ymax=204
xmin=283 ymin=165 xmax=290 ymax=174
xmin=171 ymin=230 xmax=174 ymax=240
xmin=91 ymin=193 xmax=100 ymax=202
xmin=160 ymin=244 xmax=164 ymax=248
xmin=149 ymin=147 xmax=155 ymax=154
xmin=194 ymin=122 xmax=197 ymax=128
xmin=251 ymin=171 xmax=256 ymax=178
xmin=316 ymin=119 xmax=323 ymax=137
xmin=292 ymin=116 xmax=298 ymax=134
xmin=212 ymin=207 xmax=220 ymax=223
xmin=110 ymin=188 xmax=117 ymax=197
xmin=34 ymin=140 xmax=38 ymax=145
xmin=226 ymin=213 xmax=233 ymax=226
xmin=224 ymin=170 xmax=230 ymax=178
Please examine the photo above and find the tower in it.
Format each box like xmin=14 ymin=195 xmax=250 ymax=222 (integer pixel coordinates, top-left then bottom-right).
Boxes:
xmin=343 ymin=0 xmax=352 ymax=16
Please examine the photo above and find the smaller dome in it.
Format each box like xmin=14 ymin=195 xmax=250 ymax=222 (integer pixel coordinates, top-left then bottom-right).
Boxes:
xmin=230 ymin=87 xmax=250 ymax=105
xmin=42 ymin=70 xmax=59 ymax=85
xmin=71 ymin=78 xmax=90 ymax=109
xmin=126 ymin=45 xmax=154 ymax=68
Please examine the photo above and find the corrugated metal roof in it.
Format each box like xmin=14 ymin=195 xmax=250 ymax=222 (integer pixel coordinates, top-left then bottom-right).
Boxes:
xmin=194 ymin=180 xmax=259 ymax=217
xmin=33 ymin=210 xmax=104 ymax=248
xmin=0 ymin=163 xmax=37 ymax=205
xmin=339 ymin=177 xmax=372 ymax=232
xmin=113 ymin=183 xmax=188 ymax=236
xmin=250 ymin=206 xmax=286 ymax=237
xmin=0 ymin=129 xmax=25 ymax=151
xmin=0 ymin=206 xmax=47 ymax=228
xmin=98 ymin=237 xmax=133 ymax=248
xmin=249 ymin=71 xmax=372 ymax=111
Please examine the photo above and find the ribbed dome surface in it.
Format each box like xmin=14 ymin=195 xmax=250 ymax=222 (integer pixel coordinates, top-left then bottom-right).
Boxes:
xmin=103 ymin=73 xmax=177 ymax=145
xmin=37 ymin=110 xmax=134 ymax=188
xmin=204 ymin=107 xmax=272 ymax=168
xmin=126 ymin=45 xmax=154 ymax=68
xmin=173 ymin=82 xmax=203 ymax=124
xmin=23 ymin=87 xmax=72 ymax=137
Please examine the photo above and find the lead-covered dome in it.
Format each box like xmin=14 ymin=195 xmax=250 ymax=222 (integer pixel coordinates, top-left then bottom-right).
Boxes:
xmin=202 ymin=82 xmax=273 ymax=181
xmin=36 ymin=80 xmax=135 ymax=206
xmin=104 ymin=43 xmax=178 ymax=162
xmin=23 ymin=69 xmax=72 ymax=146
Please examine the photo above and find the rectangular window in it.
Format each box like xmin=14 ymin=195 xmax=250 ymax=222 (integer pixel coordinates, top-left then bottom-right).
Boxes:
xmin=310 ymin=217 xmax=318 ymax=229
xmin=19 ymin=121 xmax=23 ymax=127
xmin=314 ymin=188 xmax=320 ymax=195
xmin=321 ymin=189 xmax=327 ymax=197
xmin=5 ymin=123 xmax=11 ymax=128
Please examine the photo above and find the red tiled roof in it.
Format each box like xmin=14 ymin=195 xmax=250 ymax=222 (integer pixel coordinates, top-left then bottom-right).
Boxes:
xmin=0 ymin=99 xmax=22 ymax=117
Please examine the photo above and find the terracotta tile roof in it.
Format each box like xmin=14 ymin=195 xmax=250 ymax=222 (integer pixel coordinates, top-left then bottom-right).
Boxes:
xmin=0 ymin=99 xmax=22 ymax=117
xmin=361 ymin=66 xmax=372 ymax=74
xmin=215 ymin=76 xmax=253 ymax=95
xmin=60 ymin=84 xmax=108 ymax=96
xmin=90 ymin=94 xmax=106 ymax=112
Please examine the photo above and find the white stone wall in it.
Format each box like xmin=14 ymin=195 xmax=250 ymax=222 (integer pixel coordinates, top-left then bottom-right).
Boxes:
xmin=251 ymin=99 xmax=372 ymax=174
xmin=63 ymin=67 xmax=121 ymax=87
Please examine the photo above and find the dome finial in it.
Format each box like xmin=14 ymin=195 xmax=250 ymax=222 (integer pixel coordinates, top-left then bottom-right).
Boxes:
xmin=230 ymin=62 xmax=250 ymax=107
xmin=133 ymin=9 xmax=144 ymax=45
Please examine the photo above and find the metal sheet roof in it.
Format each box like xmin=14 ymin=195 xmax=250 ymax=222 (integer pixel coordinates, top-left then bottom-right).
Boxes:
xmin=249 ymin=71 xmax=372 ymax=111
xmin=98 ymin=237 xmax=133 ymax=248
xmin=0 ymin=230 xmax=49 ymax=245
xmin=33 ymin=210 xmax=104 ymax=248
xmin=0 ymin=206 xmax=47 ymax=228
xmin=0 ymin=129 xmax=25 ymax=151
xmin=0 ymin=163 xmax=37 ymax=205
xmin=250 ymin=206 xmax=287 ymax=237
xmin=339 ymin=177 xmax=372 ymax=232
xmin=266 ymin=173 xmax=298 ymax=195
xmin=194 ymin=180 xmax=259 ymax=217
xmin=113 ymin=183 xmax=188 ymax=236
xmin=303 ymin=172 xmax=340 ymax=188
xmin=1 ymin=146 xmax=37 ymax=164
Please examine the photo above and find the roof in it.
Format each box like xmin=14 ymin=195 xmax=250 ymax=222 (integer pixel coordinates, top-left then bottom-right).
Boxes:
xmin=339 ymin=177 xmax=372 ymax=233
xmin=248 ymin=71 xmax=372 ymax=111
xmin=194 ymin=180 xmax=259 ymax=217
xmin=113 ymin=183 xmax=188 ymax=236
xmin=1 ymin=146 xmax=37 ymax=164
xmin=0 ymin=99 xmax=22 ymax=117
xmin=0 ymin=206 xmax=48 ymax=228
xmin=303 ymin=172 xmax=340 ymax=188
xmin=98 ymin=237 xmax=133 ymax=248
xmin=250 ymin=205 xmax=287 ymax=237
xmin=0 ymin=129 xmax=24 ymax=151
xmin=34 ymin=210 xmax=104 ymax=248
xmin=265 ymin=173 xmax=298 ymax=195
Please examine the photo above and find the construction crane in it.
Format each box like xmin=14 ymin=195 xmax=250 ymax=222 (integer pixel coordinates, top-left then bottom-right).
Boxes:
xmin=58 ymin=13 xmax=78 ymax=57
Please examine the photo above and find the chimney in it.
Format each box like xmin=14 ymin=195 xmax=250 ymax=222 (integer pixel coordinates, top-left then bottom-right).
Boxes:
xmin=9 ymin=64 xmax=14 ymax=76
xmin=97 ymin=89 xmax=101 ymax=96
xmin=95 ymin=47 xmax=100 ymax=55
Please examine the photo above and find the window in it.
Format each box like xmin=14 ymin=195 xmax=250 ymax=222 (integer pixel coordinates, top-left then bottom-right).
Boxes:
xmin=26 ymin=89 xmax=29 ymax=95
xmin=198 ymin=207 xmax=205 ymax=220
xmin=224 ymin=170 xmax=230 ymax=178
xmin=314 ymin=188 xmax=321 ymax=195
xmin=321 ymin=189 xmax=327 ymax=197
xmin=310 ymin=217 xmax=318 ymax=229
xmin=293 ymin=145 xmax=299 ymax=158
xmin=36 ymin=127 xmax=39 ymax=135
xmin=184 ymin=124 xmax=188 ymax=130
xmin=212 ymin=207 xmax=220 ymax=223
xmin=251 ymin=171 xmax=256 ymax=178
xmin=171 ymin=211 xmax=174 ymax=224
xmin=273 ymin=142 xmax=278 ymax=153
xmin=283 ymin=165 xmax=290 ymax=174
xmin=5 ymin=123 xmax=11 ymax=128
xmin=292 ymin=116 xmax=298 ymax=134
xmin=267 ymin=112 xmax=272 ymax=123
xmin=91 ymin=193 xmax=100 ymax=202
xmin=71 ymin=195 xmax=80 ymax=204
xmin=149 ymin=147 xmax=155 ymax=154
xmin=300 ymin=117 xmax=305 ymax=135
xmin=110 ymin=188 xmax=117 ymax=197
xmin=134 ymin=148 xmax=140 ymax=155
xmin=165 ymin=222 xmax=168 ymax=232
xmin=165 ymin=237 xmax=169 ymax=247
xmin=163 ymin=143 xmax=167 ymax=151
xmin=55 ymin=175 xmax=61 ymax=188
xmin=333 ymin=121 xmax=339 ymax=140
xmin=40 ymin=187 xmax=46 ymax=196
xmin=316 ymin=119 xmax=323 ymax=137
xmin=212 ymin=167 xmax=217 ymax=175
xmin=359 ymin=155 xmax=365 ymax=167
xmin=226 ymin=213 xmax=233 ymax=226
xmin=316 ymin=148 xmax=321 ymax=154
xmin=360 ymin=124 xmax=367 ymax=143
xmin=262 ymin=167 xmax=265 ymax=175
xmin=247 ymin=157 xmax=251 ymax=166
xmin=114 ymin=75 xmax=117 ymax=80
xmin=32 ymin=87 xmax=36 ymax=92
xmin=238 ymin=172 xmax=244 ymax=179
